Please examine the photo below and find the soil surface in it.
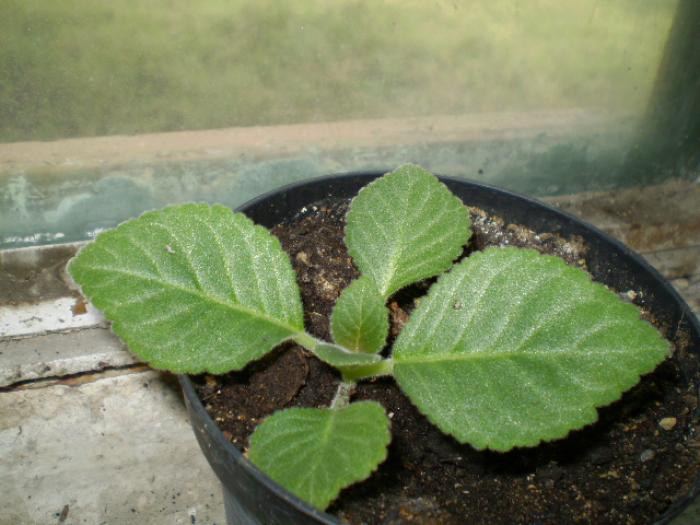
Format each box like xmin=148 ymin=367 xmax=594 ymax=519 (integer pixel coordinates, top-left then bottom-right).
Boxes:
xmin=194 ymin=198 xmax=700 ymax=525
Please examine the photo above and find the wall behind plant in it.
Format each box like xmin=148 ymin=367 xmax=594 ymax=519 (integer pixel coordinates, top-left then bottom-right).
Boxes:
xmin=0 ymin=0 xmax=676 ymax=142
xmin=1 ymin=0 xmax=695 ymax=251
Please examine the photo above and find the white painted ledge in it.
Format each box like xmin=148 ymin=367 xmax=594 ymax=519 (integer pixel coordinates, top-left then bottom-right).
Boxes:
xmin=0 ymin=328 xmax=135 ymax=387
xmin=0 ymin=297 xmax=105 ymax=338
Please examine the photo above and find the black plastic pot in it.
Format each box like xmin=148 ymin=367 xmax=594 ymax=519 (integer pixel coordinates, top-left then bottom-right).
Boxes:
xmin=179 ymin=172 xmax=700 ymax=525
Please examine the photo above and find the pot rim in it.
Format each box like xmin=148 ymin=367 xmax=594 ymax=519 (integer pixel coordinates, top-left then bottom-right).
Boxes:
xmin=179 ymin=170 xmax=700 ymax=525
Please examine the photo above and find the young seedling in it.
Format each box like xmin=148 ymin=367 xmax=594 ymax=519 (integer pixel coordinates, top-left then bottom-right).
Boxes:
xmin=69 ymin=165 xmax=670 ymax=511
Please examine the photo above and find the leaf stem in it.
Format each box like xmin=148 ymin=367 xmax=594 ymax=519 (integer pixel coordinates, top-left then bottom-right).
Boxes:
xmin=293 ymin=332 xmax=318 ymax=350
xmin=330 ymin=381 xmax=356 ymax=410
xmin=293 ymin=333 xmax=395 ymax=381
xmin=340 ymin=358 xmax=394 ymax=382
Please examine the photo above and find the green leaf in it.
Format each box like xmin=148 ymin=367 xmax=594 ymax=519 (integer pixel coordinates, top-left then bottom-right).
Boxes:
xmin=312 ymin=341 xmax=383 ymax=368
xmin=248 ymin=401 xmax=391 ymax=510
xmin=393 ymin=247 xmax=670 ymax=451
xmin=69 ymin=204 xmax=306 ymax=374
xmin=345 ymin=164 xmax=471 ymax=298
xmin=331 ymin=276 xmax=389 ymax=354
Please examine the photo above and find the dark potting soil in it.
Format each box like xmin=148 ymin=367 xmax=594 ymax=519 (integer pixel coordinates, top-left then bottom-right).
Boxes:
xmin=194 ymin=199 xmax=700 ymax=525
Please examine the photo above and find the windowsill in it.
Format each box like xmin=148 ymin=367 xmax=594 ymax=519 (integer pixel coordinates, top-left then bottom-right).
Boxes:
xmin=0 ymin=109 xmax=643 ymax=251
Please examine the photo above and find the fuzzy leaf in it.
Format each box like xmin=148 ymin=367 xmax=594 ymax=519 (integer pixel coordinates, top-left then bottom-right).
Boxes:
xmin=69 ymin=204 xmax=305 ymax=374
xmin=345 ymin=164 xmax=471 ymax=298
xmin=313 ymin=341 xmax=384 ymax=367
xmin=393 ymin=247 xmax=670 ymax=451
xmin=331 ymin=276 xmax=389 ymax=354
xmin=248 ymin=401 xmax=391 ymax=510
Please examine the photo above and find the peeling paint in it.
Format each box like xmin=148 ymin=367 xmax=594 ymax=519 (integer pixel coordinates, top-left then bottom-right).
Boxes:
xmin=0 ymin=297 xmax=105 ymax=338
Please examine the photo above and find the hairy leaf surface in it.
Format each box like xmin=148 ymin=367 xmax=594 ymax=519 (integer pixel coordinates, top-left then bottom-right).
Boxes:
xmin=69 ymin=204 xmax=305 ymax=373
xmin=248 ymin=401 xmax=391 ymax=510
xmin=331 ymin=276 xmax=388 ymax=354
xmin=345 ymin=164 xmax=471 ymax=298
xmin=393 ymin=247 xmax=670 ymax=451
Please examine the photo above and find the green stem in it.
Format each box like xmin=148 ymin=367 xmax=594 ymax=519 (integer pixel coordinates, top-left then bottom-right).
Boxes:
xmin=293 ymin=332 xmax=317 ymax=350
xmin=330 ymin=381 xmax=356 ymax=409
xmin=293 ymin=333 xmax=395 ymax=382
xmin=340 ymin=358 xmax=394 ymax=382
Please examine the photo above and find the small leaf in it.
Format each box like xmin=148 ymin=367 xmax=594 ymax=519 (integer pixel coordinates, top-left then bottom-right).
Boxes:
xmin=331 ymin=276 xmax=389 ymax=354
xmin=313 ymin=341 xmax=383 ymax=368
xmin=393 ymin=247 xmax=670 ymax=451
xmin=345 ymin=164 xmax=471 ymax=298
xmin=248 ymin=401 xmax=391 ymax=510
xmin=69 ymin=204 xmax=306 ymax=374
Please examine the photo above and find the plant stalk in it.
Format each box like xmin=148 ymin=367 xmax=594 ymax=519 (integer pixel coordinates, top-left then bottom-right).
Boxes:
xmin=330 ymin=381 xmax=356 ymax=410
xmin=341 ymin=358 xmax=394 ymax=382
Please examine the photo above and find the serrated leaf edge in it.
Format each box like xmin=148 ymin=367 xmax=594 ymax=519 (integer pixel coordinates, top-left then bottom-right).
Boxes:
xmin=345 ymin=164 xmax=471 ymax=298
xmin=68 ymin=204 xmax=308 ymax=374
xmin=248 ymin=401 xmax=391 ymax=510
xmin=393 ymin=246 xmax=671 ymax=451
xmin=330 ymin=276 xmax=389 ymax=354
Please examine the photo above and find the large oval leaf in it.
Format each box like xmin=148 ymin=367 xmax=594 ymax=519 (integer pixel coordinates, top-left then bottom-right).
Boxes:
xmin=69 ymin=204 xmax=305 ymax=374
xmin=248 ymin=401 xmax=391 ymax=510
xmin=345 ymin=164 xmax=471 ymax=298
xmin=393 ymin=247 xmax=670 ymax=451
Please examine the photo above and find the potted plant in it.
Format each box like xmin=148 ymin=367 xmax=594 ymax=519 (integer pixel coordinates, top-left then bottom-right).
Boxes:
xmin=68 ymin=165 xmax=700 ymax=524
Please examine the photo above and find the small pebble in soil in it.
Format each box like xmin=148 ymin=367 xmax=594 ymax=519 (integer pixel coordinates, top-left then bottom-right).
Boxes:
xmin=640 ymin=449 xmax=656 ymax=462
xmin=659 ymin=417 xmax=677 ymax=431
